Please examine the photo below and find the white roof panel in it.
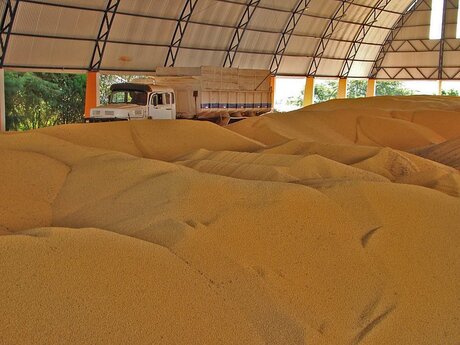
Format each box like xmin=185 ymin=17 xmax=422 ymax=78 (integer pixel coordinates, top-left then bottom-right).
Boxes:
xmin=0 ymin=0 xmax=456 ymax=79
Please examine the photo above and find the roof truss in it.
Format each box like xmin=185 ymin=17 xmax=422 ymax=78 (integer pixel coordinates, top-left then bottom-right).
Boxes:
xmin=339 ymin=0 xmax=392 ymax=78
xmin=307 ymin=0 xmax=356 ymax=76
xmin=223 ymin=0 xmax=260 ymax=68
xmin=89 ymin=0 xmax=120 ymax=71
xmin=270 ymin=0 xmax=313 ymax=75
xmin=164 ymin=0 xmax=198 ymax=67
xmin=0 ymin=0 xmax=19 ymax=68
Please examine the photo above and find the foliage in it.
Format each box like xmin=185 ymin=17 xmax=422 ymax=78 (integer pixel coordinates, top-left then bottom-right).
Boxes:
xmin=99 ymin=74 xmax=147 ymax=104
xmin=314 ymin=81 xmax=338 ymax=103
xmin=441 ymin=89 xmax=459 ymax=96
xmin=5 ymin=72 xmax=86 ymax=131
xmin=375 ymin=81 xmax=414 ymax=96
xmin=347 ymin=79 xmax=367 ymax=98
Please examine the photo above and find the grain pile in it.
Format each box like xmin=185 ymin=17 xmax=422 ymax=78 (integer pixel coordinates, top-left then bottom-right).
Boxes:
xmin=0 ymin=95 xmax=459 ymax=345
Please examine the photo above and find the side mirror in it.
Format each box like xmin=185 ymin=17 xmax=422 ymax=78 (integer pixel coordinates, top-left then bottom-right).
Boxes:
xmin=152 ymin=94 xmax=158 ymax=106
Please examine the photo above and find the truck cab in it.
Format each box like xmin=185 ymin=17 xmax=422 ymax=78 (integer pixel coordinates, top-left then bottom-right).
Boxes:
xmin=89 ymin=83 xmax=176 ymax=122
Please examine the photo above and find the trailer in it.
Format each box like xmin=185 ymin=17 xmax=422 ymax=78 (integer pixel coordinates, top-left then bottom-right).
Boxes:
xmin=88 ymin=66 xmax=273 ymax=125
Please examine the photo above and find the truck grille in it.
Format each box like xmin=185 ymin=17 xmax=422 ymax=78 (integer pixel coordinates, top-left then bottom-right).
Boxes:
xmin=105 ymin=111 xmax=115 ymax=116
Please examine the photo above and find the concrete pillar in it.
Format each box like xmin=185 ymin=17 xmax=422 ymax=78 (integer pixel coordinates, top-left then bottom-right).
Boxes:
xmin=366 ymin=78 xmax=376 ymax=97
xmin=269 ymin=76 xmax=276 ymax=109
xmin=438 ymin=80 xmax=443 ymax=95
xmin=303 ymin=76 xmax=315 ymax=106
xmin=0 ymin=69 xmax=5 ymax=132
xmin=337 ymin=78 xmax=347 ymax=99
xmin=84 ymin=71 xmax=100 ymax=119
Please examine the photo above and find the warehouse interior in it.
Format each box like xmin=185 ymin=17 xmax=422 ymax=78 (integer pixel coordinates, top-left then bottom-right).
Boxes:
xmin=0 ymin=0 xmax=459 ymax=128
xmin=0 ymin=1 xmax=459 ymax=344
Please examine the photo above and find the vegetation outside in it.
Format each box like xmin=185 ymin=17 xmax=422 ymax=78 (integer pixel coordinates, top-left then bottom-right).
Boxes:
xmin=4 ymin=73 xmax=460 ymax=130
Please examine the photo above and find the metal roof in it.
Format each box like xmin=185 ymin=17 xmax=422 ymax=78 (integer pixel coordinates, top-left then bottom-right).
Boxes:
xmin=0 ymin=0 xmax=457 ymax=79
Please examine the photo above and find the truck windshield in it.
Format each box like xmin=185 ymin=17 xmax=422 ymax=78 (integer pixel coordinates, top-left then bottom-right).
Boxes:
xmin=109 ymin=91 xmax=147 ymax=105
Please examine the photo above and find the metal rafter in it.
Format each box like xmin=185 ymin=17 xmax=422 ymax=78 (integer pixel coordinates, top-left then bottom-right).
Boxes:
xmin=307 ymin=0 xmax=355 ymax=76
xmin=0 ymin=0 xmax=19 ymax=67
xmin=368 ymin=0 xmax=426 ymax=79
xmin=438 ymin=0 xmax=448 ymax=80
xmin=88 ymin=0 xmax=120 ymax=71
xmin=339 ymin=0 xmax=392 ymax=78
xmin=223 ymin=0 xmax=260 ymax=68
xmin=269 ymin=0 xmax=312 ymax=75
xmin=164 ymin=0 xmax=198 ymax=67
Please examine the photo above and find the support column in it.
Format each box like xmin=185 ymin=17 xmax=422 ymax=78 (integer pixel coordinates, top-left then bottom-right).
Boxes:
xmin=270 ymin=76 xmax=276 ymax=109
xmin=366 ymin=78 xmax=376 ymax=97
xmin=337 ymin=78 xmax=347 ymax=99
xmin=303 ymin=76 xmax=315 ymax=106
xmin=84 ymin=71 xmax=100 ymax=119
xmin=0 ymin=69 xmax=5 ymax=131
xmin=438 ymin=80 xmax=443 ymax=95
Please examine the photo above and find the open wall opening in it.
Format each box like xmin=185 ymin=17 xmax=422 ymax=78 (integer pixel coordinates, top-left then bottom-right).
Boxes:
xmin=274 ymin=77 xmax=306 ymax=111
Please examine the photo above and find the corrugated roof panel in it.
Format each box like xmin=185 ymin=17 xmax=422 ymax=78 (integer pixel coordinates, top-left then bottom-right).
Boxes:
xmin=343 ymin=3 xmax=371 ymax=23
xmin=36 ymin=0 xmax=107 ymax=10
xmin=324 ymin=40 xmax=352 ymax=59
xmin=349 ymin=61 xmax=374 ymax=77
xmin=0 ymin=0 xmax=453 ymax=79
xmin=364 ymin=26 xmax=390 ymax=45
xmin=237 ymin=30 xmax=280 ymax=55
xmin=396 ymin=25 xmax=430 ymax=40
xmin=260 ymin=0 xmax=300 ymax=12
xmin=443 ymin=51 xmax=460 ymax=66
xmin=183 ymin=24 xmax=234 ymax=50
xmin=284 ymin=36 xmax=319 ymax=56
xmin=278 ymin=56 xmax=311 ymax=75
xmin=101 ymin=43 xmax=167 ymax=71
xmin=192 ymin=0 xmax=242 ymax=27
xmin=383 ymin=51 xmax=440 ymax=67
xmin=355 ymin=45 xmax=381 ymax=60
xmin=6 ymin=36 xmax=93 ymax=69
xmin=331 ymin=21 xmax=362 ymax=40
xmin=110 ymin=14 xmax=175 ymax=46
xmin=230 ymin=51 xmax=272 ymax=70
xmin=295 ymin=16 xmax=328 ymax=38
xmin=13 ymin=1 xmax=101 ymax=39
xmin=174 ymin=48 xmax=226 ymax=67
xmin=248 ymin=7 xmax=290 ymax=32
xmin=307 ymin=0 xmax=342 ymax=18
xmin=316 ymin=58 xmax=344 ymax=76
xmin=117 ymin=0 xmax=183 ymax=19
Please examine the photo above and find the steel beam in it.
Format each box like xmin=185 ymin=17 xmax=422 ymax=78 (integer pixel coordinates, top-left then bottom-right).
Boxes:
xmin=340 ymin=0 xmax=392 ymax=78
xmin=223 ymin=0 xmax=260 ymax=68
xmin=307 ymin=0 xmax=355 ymax=76
xmin=88 ymin=0 xmax=120 ymax=71
xmin=269 ymin=0 xmax=312 ymax=75
xmin=164 ymin=0 xmax=198 ymax=67
xmin=438 ymin=0 xmax=448 ymax=80
xmin=0 ymin=0 xmax=19 ymax=67
xmin=368 ymin=0 xmax=426 ymax=79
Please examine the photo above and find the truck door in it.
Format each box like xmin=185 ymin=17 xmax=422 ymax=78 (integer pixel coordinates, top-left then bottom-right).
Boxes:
xmin=149 ymin=93 xmax=175 ymax=120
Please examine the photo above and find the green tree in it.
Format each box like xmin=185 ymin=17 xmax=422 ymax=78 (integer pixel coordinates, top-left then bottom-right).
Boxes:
xmin=441 ymin=89 xmax=459 ymax=96
xmin=5 ymin=72 xmax=86 ymax=130
xmin=347 ymin=79 xmax=367 ymax=98
xmin=376 ymin=81 xmax=414 ymax=96
xmin=314 ymin=81 xmax=338 ymax=103
xmin=40 ymin=73 xmax=86 ymax=124
xmin=286 ymin=90 xmax=304 ymax=107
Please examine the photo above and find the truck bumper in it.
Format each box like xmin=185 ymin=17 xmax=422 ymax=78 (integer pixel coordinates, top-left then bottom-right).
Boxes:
xmin=85 ymin=117 xmax=129 ymax=123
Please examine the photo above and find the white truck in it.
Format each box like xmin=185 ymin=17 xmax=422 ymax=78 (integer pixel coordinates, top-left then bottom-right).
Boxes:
xmin=88 ymin=66 xmax=273 ymax=125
